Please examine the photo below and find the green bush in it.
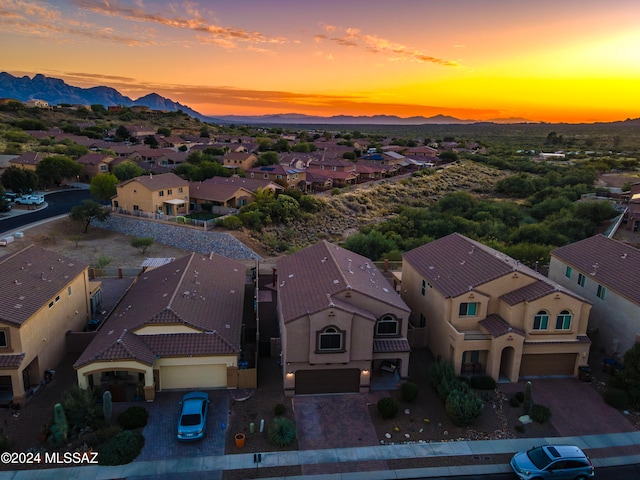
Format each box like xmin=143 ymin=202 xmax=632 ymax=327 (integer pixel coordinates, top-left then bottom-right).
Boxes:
xmin=445 ymin=389 xmax=484 ymax=427
xmin=274 ymin=403 xmax=286 ymax=416
xmin=515 ymin=391 xmax=525 ymax=403
xmin=98 ymin=430 xmax=144 ymax=465
xmin=603 ymin=387 xmax=629 ymax=409
xmin=219 ymin=215 xmax=243 ymax=230
xmin=509 ymin=396 xmax=521 ymax=407
xmin=117 ymin=406 xmax=149 ymax=430
xmin=267 ymin=417 xmax=297 ymax=447
xmin=400 ymin=382 xmax=419 ymax=403
xmin=530 ymin=404 xmax=552 ymax=424
xmin=377 ymin=397 xmax=399 ymax=419
xmin=470 ymin=376 xmax=496 ymax=390
xmin=515 ymin=424 xmax=525 ymax=433
xmin=428 ymin=361 xmax=455 ymax=390
xmin=61 ymin=385 xmax=101 ymax=434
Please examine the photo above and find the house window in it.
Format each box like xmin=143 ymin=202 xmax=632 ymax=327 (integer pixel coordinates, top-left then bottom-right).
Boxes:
xmin=565 ymin=266 xmax=572 ymax=278
xmin=113 ymin=200 xmax=119 ymax=208
xmin=419 ymin=313 xmax=426 ymax=328
xmin=178 ymin=187 xmax=183 ymax=193
xmin=167 ymin=189 xmax=172 ymax=195
xmin=317 ymin=326 xmax=344 ymax=352
xmin=276 ymin=175 xmax=282 ymax=179
xmin=48 ymin=300 xmax=54 ymax=308
xmin=100 ymin=164 xmax=107 ymax=171
xmin=0 ymin=330 xmax=8 ymax=348
xmin=375 ymin=315 xmax=399 ymax=336
xmin=555 ymin=310 xmax=572 ymax=330
xmin=533 ymin=310 xmax=549 ymax=330
xmin=597 ymin=285 xmax=606 ymax=300
xmin=421 ymin=280 xmax=426 ymax=296
xmin=577 ymin=273 xmax=585 ymax=287
xmin=158 ymin=190 xmax=164 ymax=197
xmin=133 ymin=205 xmax=139 ymax=211
xmin=68 ymin=286 xmax=72 ymax=296
xmin=263 ymin=174 xmax=269 ymax=179
xmin=458 ymin=302 xmax=478 ymax=317
xmin=55 ymin=295 xmax=60 ymax=303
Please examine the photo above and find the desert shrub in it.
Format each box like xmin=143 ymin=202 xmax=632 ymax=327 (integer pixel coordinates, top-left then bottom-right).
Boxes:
xmin=131 ymin=237 xmax=154 ymax=253
xmin=274 ymin=403 xmax=286 ymax=416
xmin=400 ymin=382 xmax=419 ymax=403
xmin=95 ymin=425 xmax=122 ymax=444
xmin=470 ymin=375 xmax=496 ymax=390
xmin=377 ymin=397 xmax=399 ymax=419
xmin=61 ymin=385 xmax=102 ymax=435
xmin=603 ymin=387 xmax=629 ymax=409
xmin=509 ymin=396 xmax=521 ymax=407
xmin=445 ymin=389 xmax=484 ymax=427
xmin=0 ymin=433 xmax=10 ymax=453
xmin=530 ymin=404 xmax=552 ymax=424
xmin=515 ymin=424 xmax=525 ymax=433
xmin=428 ymin=360 xmax=455 ymax=391
xmin=218 ymin=215 xmax=243 ymax=230
xmin=98 ymin=430 xmax=144 ymax=465
xmin=515 ymin=391 xmax=525 ymax=403
xmin=117 ymin=406 xmax=148 ymax=430
xmin=267 ymin=417 xmax=296 ymax=447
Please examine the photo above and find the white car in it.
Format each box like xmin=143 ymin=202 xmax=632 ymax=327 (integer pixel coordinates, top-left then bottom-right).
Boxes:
xmin=15 ymin=194 xmax=45 ymax=205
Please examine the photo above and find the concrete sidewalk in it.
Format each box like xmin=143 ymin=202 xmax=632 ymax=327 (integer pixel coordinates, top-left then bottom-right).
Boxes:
xmin=1 ymin=431 xmax=639 ymax=480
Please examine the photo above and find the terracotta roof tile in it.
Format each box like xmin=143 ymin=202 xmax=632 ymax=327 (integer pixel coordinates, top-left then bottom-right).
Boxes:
xmin=500 ymin=280 xmax=556 ymax=306
xmin=0 ymin=353 xmax=25 ymax=369
xmin=479 ymin=314 xmax=525 ymax=338
xmin=373 ymin=338 xmax=411 ymax=353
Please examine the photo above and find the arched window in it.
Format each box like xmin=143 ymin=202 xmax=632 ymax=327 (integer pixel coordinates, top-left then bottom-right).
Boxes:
xmin=318 ymin=326 xmax=344 ymax=352
xmin=375 ymin=315 xmax=399 ymax=336
xmin=556 ymin=310 xmax=572 ymax=330
xmin=533 ymin=310 xmax=549 ymax=330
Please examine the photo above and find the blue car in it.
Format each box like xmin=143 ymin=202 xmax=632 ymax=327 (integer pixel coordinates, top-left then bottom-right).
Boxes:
xmin=177 ymin=391 xmax=210 ymax=441
xmin=510 ymin=445 xmax=594 ymax=479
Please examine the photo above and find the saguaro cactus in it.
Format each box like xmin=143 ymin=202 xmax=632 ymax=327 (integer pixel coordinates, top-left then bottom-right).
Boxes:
xmin=103 ymin=390 xmax=113 ymax=425
xmin=523 ymin=381 xmax=533 ymax=416
xmin=48 ymin=403 xmax=68 ymax=446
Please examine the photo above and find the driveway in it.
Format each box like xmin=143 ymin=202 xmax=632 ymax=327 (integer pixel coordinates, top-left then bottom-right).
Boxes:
xmin=500 ymin=377 xmax=637 ymax=437
xmin=136 ymin=389 xmax=229 ymax=461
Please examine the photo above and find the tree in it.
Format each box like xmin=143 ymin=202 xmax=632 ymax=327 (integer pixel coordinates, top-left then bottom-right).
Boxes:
xmin=36 ymin=155 xmax=82 ymax=188
xmin=144 ymin=135 xmax=158 ymax=148
xmin=112 ymin=161 xmax=145 ymax=181
xmin=157 ymin=127 xmax=171 ymax=137
xmin=131 ymin=237 xmax=154 ymax=254
xmin=70 ymin=200 xmax=109 ymax=233
xmin=256 ymin=151 xmax=279 ymax=166
xmin=114 ymin=125 xmax=130 ymax=142
xmin=619 ymin=343 xmax=640 ymax=406
xmin=438 ymin=151 xmax=459 ymax=162
xmin=1 ymin=166 xmax=39 ymax=194
xmin=90 ymin=173 xmax=119 ymax=202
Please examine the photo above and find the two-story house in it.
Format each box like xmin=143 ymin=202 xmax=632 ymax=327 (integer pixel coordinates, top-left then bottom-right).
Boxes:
xmin=400 ymin=233 xmax=592 ymax=382
xmin=222 ymin=152 xmax=258 ymax=171
xmin=111 ymin=172 xmax=189 ymax=216
xmin=276 ymin=241 xmax=411 ymax=396
xmin=0 ymin=245 xmax=94 ymax=405
xmin=76 ymin=153 xmax=115 ymax=182
xmin=247 ymin=165 xmax=307 ymax=190
xmin=74 ymin=252 xmax=247 ymax=401
xmin=549 ymin=234 xmax=640 ymax=357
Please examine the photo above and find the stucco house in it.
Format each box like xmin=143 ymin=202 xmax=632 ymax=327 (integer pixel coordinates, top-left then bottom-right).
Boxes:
xmin=111 ymin=172 xmax=189 ymax=216
xmin=276 ymin=241 xmax=411 ymax=396
xmin=0 ymin=245 xmax=94 ymax=405
xmin=549 ymin=234 xmax=640 ymax=358
xmin=76 ymin=153 xmax=115 ymax=181
xmin=189 ymin=181 xmax=254 ymax=210
xmin=222 ymin=152 xmax=258 ymax=171
xmin=247 ymin=165 xmax=307 ymax=189
xmin=399 ymin=233 xmax=592 ymax=382
xmin=74 ymin=252 xmax=247 ymax=401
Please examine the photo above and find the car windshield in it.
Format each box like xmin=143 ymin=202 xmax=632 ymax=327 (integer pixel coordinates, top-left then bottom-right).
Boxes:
xmin=180 ymin=413 xmax=201 ymax=426
xmin=526 ymin=447 xmax=553 ymax=469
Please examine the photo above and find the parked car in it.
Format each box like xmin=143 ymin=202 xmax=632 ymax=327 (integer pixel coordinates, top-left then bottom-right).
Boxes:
xmin=177 ymin=391 xmax=209 ymax=441
xmin=0 ymin=202 xmax=12 ymax=212
xmin=14 ymin=194 xmax=45 ymax=205
xmin=510 ymin=445 xmax=594 ymax=479
xmin=2 ymin=192 xmax=18 ymax=202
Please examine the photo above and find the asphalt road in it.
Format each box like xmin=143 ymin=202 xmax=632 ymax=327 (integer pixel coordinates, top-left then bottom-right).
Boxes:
xmin=0 ymin=189 xmax=92 ymax=236
xmin=412 ymin=464 xmax=640 ymax=479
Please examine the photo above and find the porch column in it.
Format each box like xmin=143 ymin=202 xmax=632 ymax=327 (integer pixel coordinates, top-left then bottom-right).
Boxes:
xmin=143 ymin=369 xmax=155 ymax=402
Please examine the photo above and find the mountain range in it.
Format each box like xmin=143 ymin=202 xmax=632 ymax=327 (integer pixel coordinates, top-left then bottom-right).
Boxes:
xmin=3 ymin=72 xmax=639 ymax=126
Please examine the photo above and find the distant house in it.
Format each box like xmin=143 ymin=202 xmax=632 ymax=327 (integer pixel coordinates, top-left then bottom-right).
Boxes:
xmin=277 ymin=241 xmax=411 ymax=396
xmin=549 ymin=235 xmax=640 ymax=357
xmin=202 ymin=176 xmax=283 ymax=194
xmin=9 ymin=152 xmax=44 ymax=172
xmin=399 ymin=233 xmax=592 ymax=382
xmin=246 ymin=164 xmax=307 ymax=189
xmin=222 ymin=152 xmax=258 ymax=171
xmin=189 ymin=182 xmax=254 ymax=210
xmin=626 ymin=182 xmax=640 ymax=232
xmin=0 ymin=245 xmax=95 ymax=405
xmin=76 ymin=153 xmax=115 ymax=182
xmin=74 ymin=252 xmax=247 ymax=401
xmin=111 ymin=172 xmax=189 ymax=216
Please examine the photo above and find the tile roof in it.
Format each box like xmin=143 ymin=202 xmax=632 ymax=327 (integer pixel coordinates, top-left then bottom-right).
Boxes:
xmin=479 ymin=314 xmax=525 ymax=338
xmin=74 ymin=252 xmax=245 ymax=368
xmin=189 ymin=182 xmax=252 ymax=203
xmin=202 ymin=176 xmax=283 ymax=192
xmin=500 ymin=280 xmax=557 ymax=306
xmin=0 ymin=245 xmax=88 ymax=327
xmin=76 ymin=153 xmax=113 ymax=166
xmin=0 ymin=353 xmax=25 ymax=369
xmin=551 ymin=235 xmax=640 ymax=306
xmin=118 ymin=172 xmax=188 ymax=191
xmin=276 ymin=241 xmax=410 ymax=324
xmin=373 ymin=338 xmax=411 ymax=353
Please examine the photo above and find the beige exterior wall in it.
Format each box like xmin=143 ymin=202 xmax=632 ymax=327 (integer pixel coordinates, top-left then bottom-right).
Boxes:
xmin=4 ymin=270 xmax=91 ymax=402
xmin=114 ymin=181 xmax=189 ymax=215
xmin=134 ymin=325 xmax=201 ymax=335
xmin=401 ymin=260 xmax=592 ymax=383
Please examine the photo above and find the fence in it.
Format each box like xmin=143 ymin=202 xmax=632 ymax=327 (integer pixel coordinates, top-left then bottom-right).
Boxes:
xmin=111 ymin=207 xmax=219 ymax=230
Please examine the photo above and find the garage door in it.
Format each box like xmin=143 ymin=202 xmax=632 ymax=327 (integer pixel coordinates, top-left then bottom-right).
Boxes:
xmin=160 ymin=364 xmax=227 ymax=390
xmin=295 ymin=369 xmax=360 ymax=395
xmin=519 ymin=353 xmax=576 ymax=377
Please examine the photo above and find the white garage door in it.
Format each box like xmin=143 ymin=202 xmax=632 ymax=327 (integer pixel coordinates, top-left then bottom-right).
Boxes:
xmin=160 ymin=364 xmax=227 ymax=390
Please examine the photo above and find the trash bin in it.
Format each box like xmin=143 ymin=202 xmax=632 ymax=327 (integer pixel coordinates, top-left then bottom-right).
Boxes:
xmin=603 ymin=358 xmax=617 ymax=374
xmin=235 ymin=433 xmax=245 ymax=448
xmin=578 ymin=366 xmax=591 ymax=382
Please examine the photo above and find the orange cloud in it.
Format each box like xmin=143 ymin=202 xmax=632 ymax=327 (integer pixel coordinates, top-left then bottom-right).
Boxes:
xmin=73 ymin=0 xmax=287 ymax=47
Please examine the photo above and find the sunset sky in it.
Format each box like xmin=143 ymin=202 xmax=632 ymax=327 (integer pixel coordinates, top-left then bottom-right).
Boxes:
xmin=1 ymin=0 xmax=639 ymax=122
